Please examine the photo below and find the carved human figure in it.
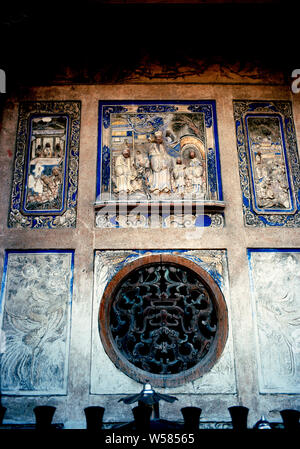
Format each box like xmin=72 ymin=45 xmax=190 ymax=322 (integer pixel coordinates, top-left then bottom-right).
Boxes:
xmin=113 ymin=145 xmax=134 ymax=195
xmin=185 ymin=150 xmax=205 ymax=196
xmin=43 ymin=142 xmax=52 ymax=158
xmin=35 ymin=144 xmax=43 ymax=158
xmin=28 ymin=163 xmax=45 ymax=197
xmin=148 ymin=131 xmax=171 ymax=194
xmin=254 ymin=153 xmax=290 ymax=209
xmin=271 ymin=161 xmax=290 ymax=208
xmin=28 ymin=164 xmax=63 ymax=205
xmin=172 ymin=158 xmax=186 ymax=195
xmin=54 ymin=143 xmax=62 ymax=158
xmin=40 ymin=166 xmax=62 ymax=202
xmin=131 ymin=150 xmax=150 ymax=194
xmin=255 ymin=153 xmax=268 ymax=181
xmin=260 ymin=178 xmax=276 ymax=208
xmin=254 ymin=153 xmax=271 ymax=207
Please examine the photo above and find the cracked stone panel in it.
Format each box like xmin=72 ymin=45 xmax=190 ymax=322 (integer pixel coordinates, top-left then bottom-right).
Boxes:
xmin=0 ymin=250 xmax=74 ymax=395
xmin=248 ymin=249 xmax=300 ymax=393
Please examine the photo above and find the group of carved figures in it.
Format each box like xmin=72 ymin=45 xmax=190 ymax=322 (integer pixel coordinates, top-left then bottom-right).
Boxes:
xmin=112 ymin=131 xmax=206 ymax=197
xmin=27 ymin=141 xmax=64 ymax=205
xmin=254 ymin=152 xmax=290 ymax=209
xmin=33 ymin=142 xmax=63 ymax=159
xmin=27 ymin=164 xmax=63 ymax=205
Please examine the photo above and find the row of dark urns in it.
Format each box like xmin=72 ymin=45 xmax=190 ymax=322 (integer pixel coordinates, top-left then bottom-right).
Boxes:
xmin=0 ymin=405 xmax=299 ymax=431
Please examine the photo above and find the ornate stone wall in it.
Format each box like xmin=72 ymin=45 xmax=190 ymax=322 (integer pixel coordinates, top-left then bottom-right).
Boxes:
xmin=0 ymin=80 xmax=299 ymax=428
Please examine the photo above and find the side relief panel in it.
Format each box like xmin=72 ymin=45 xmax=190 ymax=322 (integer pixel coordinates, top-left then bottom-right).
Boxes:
xmin=0 ymin=250 xmax=74 ymax=395
xmin=248 ymin=249 xmax=300 ymax=393
xmin=233 ymin=101 xmax=300 ymax=227
xmin=8 ymin=101 xmax=81 ymax=229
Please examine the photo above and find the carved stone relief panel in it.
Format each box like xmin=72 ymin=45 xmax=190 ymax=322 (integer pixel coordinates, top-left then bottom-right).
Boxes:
xmin=8 ymin=101 xmax=81 ymax=229
xmin=0 ymin=250 xmax=74 ymax=395
xmin=248 ymin=249 xmax=300 ymax=393
xmin=95 ymin=101 xmax=225 ymax=228
xmin=91 ymin=250 xmax=236 ymax=394
xmin=233 ymin=101 xmax=300 ymax=227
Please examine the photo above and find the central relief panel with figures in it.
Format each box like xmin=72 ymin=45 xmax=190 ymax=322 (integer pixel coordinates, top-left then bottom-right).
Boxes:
xmin=95 ymin=101 xmax=224 ymax=228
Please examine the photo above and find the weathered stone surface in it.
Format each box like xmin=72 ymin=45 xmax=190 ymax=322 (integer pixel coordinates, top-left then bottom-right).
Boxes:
xmin=0 ymin=81 xmax=299 ymax=428
xmin=0 ymin=251 xmax=73 ymax=395
xmin=248 ymin=249 xmax=300 ymax=393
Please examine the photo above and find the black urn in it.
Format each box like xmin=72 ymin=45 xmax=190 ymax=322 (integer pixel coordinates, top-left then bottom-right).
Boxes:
xmin=33 ymin=406 xmax=56 ymax=430
xmin=228 ymin=406 xmax=249 ymax=430
xmin=181 ymin=407 xmax=202 ymax=431
xmin=84 ymin=406 xmax=105 ymax=431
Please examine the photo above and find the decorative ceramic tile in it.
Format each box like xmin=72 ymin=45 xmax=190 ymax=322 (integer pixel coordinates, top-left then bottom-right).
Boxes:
xmin=8 ymin=101 xmax=81 ymax=228
xmin=95 ymin=210 xmax=225 ymax=228
xmin=233 ymin=100 xmax=300 ymax=226
xmin=95 ymin=101 xmax=224 ymax=228
xmin=91 ymin=249 xmax=236 ymax=394
xmin=0 ymin=250 xmax=74 ymax=395
xmin=248 ymin=249 xmax=300 ymax=393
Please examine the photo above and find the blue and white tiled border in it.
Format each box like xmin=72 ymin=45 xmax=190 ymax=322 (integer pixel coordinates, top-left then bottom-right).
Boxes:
xmin=8 ymin=101 xmax=81 ymax=229
xmin=233 ymin=100 xmax=300 ymax=227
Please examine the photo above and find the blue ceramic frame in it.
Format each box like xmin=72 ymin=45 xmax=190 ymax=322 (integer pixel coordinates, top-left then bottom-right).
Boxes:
xmin=96 ymin=100 xmax=223 ymax=201
xmin=8 ymin=101 xmax=81 ymax=229
xmin=21 ymin=114 xmax=70 ymax=215
xmin=233 ymin=100 xmax=300 ymax=227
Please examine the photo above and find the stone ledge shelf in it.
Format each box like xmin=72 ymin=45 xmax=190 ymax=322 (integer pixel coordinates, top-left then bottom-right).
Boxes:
xmin=94 ymin=201 xmax=226 ymax=228
xmin=94 ymin=200 xmax=226 ymax=213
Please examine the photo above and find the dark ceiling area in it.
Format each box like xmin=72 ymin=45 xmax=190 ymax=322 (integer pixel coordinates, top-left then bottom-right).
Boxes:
xmin=0 ymin=1 xmax=297 ymax=88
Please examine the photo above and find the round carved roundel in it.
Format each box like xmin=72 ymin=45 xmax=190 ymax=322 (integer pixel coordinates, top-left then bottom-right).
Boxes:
xmin=99 ymin=254 xmax=228 ymax=387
